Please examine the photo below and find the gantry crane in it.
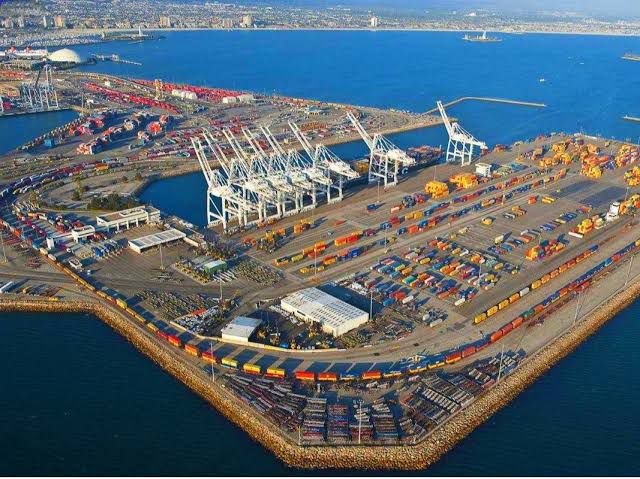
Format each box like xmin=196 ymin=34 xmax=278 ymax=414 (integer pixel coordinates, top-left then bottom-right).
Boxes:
xmin=346 ymin=111 xmax=414 ymax=188
xmin=437 ymin=100 xmax=487 ymax=166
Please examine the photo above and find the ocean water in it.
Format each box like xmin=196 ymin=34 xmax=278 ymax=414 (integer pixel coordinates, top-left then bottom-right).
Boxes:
xmin=0 ymin=109 xmax=78 ymax=155
xmin=2 ymin=30 xmax=640 ymax=475
xmin=2 ymin=304 xmax=639 ymax=476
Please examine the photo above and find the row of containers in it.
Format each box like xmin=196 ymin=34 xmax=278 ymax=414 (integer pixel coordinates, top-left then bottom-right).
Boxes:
xmin=2 ymin=157 xmax=127 ymax=199
xmin=292 ymin=168 xmax=569 ymax=275
xmin=131 ymin=78 xmax=246 ymax=103
xmin=76 ymin=112 xmax=172 ymax=155
xmin=474 ymin=243 xmax=600 ymax=324
xmin=362 ymin=235 xmax=523 ymax=306
xmin=84 ymin=82 xmax=180 ymax=114
xmin=274 ymin=228 xmax=374 ymax=267
xmin=49 ymin=231 xmax=640 ymax=385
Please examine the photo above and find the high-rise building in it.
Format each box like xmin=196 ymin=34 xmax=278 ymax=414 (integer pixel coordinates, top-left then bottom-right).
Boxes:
xmin=53 ymin=15 xmax=66 ymax=28
xmin=370 ymin=16 xmax=379 ymax=28
xmin=221 ymin=18 xmax=234 ymax=29
xmin=16 ymin=16 xmax=26 ymax=28
xmin=2 ymin=18 xmax=15 ymax=29
xmin=240 ymin=15 xmax=253 ymax=28
xmin=42 ymin=16 xmax=51 ymax=28
xmin=159 ymin=15 xmax=172 ymax=28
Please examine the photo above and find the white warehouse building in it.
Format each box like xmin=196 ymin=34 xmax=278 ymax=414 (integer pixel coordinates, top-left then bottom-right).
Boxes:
xmin=280 ymin=287 xmax=368 ymax=337
xmin=220 ymin=316 xmax=262 ymax=343
xmin=96 ymin=206 xmax=160 ymax=232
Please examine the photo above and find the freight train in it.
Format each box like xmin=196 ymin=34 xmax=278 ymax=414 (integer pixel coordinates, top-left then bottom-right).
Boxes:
xmin=48 ymin=229 xmax=640 ymax=386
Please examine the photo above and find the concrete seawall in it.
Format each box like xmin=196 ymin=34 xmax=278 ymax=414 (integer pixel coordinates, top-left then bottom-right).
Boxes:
xmin=2 ymin=277 xmax=639 ymax=470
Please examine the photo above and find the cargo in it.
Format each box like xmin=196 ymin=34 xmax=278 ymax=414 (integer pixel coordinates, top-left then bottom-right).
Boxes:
xmin=146 ymin=322 xmax=159 ymax=332
xmin=168 ymin=335 xmax=182 ymax=348
xmin=445 ymin=352 xmax=462 ymax=364
xmin=361 ymin=370 xmax=382 ymax=381
xmin=500 ymin=323 xmax=513 ymax=336
xmin=265 ymin=367 xmax=286 ymax=378
xmin=201 ymin=351 xmax=216 ymax=364
xmin=462 ymin=345 xmax=476 ymax=358
xmin=490 ymin=330 xmax=503 ymax=343
xmin=474 ymin=312 xmax=487 ymax=324
xmin=511 ymin=316 xmax=524 ymax=329
xmin=498 ymin=299 xmax=510 ymax=310
xmin=221 ymin=357 xmax=239 ymax=368
xmin=487 ymin=305 xmax=499 ymax=317
xmin=243 ymin=363 xmax=261 ymax=375
xmin=295 ymin=370 xmax=315 ymax=381
xmin=184 ymin=344 xmax=199 ymax=357
xmin=317 ymin=372 xmax=338 ymax=382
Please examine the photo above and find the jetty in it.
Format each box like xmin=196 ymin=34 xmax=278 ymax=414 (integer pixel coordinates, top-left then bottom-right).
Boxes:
xmin=424 ymin=96 xmax=546 ymax=115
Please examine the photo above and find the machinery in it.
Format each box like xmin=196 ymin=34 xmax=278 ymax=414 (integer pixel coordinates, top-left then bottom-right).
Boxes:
xmin=346 ymin=111 xmax=415 ymax=188
xmin=437 ymin=100 xmax=487 ymax=166
xmin=289 ymin=121 xmax=358 ymax=203
xmin=19 ymin=64 xmax=58 ymax=111
xmin=192 ymin=124 xmax=356 ymax=232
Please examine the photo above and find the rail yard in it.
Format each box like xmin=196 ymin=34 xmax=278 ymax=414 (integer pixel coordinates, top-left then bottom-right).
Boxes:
xmin=2 ymin=65 xmax=640 ymax=469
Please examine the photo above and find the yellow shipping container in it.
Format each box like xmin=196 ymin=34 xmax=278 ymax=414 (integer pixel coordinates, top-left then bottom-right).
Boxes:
xmin=498 ymin=299 xmax=510 ymax=310
xmin=221 ymin=357 xmax=239 ymax=368
xmin=243 ymin=363 xmax=262 ymax=374
xmin=474 ymin=313 xmax=487 ymax=324
xmin=487 ymin=305 xmax=499 ymax=317
xmin=531 ymin=279 xmax=542 ymax=289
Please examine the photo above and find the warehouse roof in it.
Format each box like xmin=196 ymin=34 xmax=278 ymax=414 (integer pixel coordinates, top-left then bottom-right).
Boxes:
xmin=128 ymin=228 xmax=186 ymax=253
xmin=281 ymin=287 xmax=368 ymax=335
xmin=97 ymin=205 xmax=159 ymax=224
xmin=220 ymin=316 xmax=262 ymax=341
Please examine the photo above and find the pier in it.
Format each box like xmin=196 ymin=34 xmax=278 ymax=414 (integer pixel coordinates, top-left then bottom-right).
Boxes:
xmin=91 ymin=53 xmax=142 ymax=66
xmin=623 ymin=115 xmax=640 ymax=123
xmin=424 ymin=96 xmax=546 ymax=115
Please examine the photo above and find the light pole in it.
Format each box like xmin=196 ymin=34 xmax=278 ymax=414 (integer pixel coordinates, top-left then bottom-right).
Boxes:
xmin=496 ymin=344 xmax=505 ymax=384
xmin=358 ymin=398 xmax=363 ymax=445
xmin=573 ymin=292 xmax=583 ymax=326
xmin=625 ymin=255 xmax=635 ymax=288
xmin=214 ymin=341 xmax=216 ymax=383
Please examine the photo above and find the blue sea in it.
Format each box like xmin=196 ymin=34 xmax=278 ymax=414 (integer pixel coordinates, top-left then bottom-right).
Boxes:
xmin=2 ymin=30 xmax=640 ymax=475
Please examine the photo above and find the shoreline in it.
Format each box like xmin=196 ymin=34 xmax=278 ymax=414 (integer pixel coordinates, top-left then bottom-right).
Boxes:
xmin=1 ymin=269 xmax=639 ymax=470
xmin=49 ymin=26 xmax=640 ymax=39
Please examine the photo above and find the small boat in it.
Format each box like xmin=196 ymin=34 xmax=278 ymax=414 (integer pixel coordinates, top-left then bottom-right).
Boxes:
xmin=539 ymin=78 xmax=546 ymax=83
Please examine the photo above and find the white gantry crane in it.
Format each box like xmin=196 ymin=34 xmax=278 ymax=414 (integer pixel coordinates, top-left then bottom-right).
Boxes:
xmin=437 ymin=100 xmax=487 ymax=166
xmin=346 ymin=111 xmax=415 ymax=188
xmin=192 ymin=122 xmax=358 ymax=232
xmin=20 ymin=64 xmax=59 ymax=111
xmin=289 ymin=121 xmax=358 ymax=203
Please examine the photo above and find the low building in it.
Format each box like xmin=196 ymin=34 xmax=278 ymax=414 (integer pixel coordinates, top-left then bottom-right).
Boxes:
xmin=221 ymin=316 xmax=262 ymax=343
xmin=71 ymin=225 xmax=96 ymax=243
xmin=202 ymin=259 xmax=227 ymax=274
xmin=128 ymin=228 xmax=186 ymax=253
xmin=281 ymin=287 xmax=369 ymax=337
xmin=96 ymin=206 xmax=160 ymax=232
xmin=476 ymin=162 xmax=493 ymax=177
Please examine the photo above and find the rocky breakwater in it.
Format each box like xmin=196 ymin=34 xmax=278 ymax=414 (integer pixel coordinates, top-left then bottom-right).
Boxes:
xmin=2 ymin=276 xmax=640 ymax=471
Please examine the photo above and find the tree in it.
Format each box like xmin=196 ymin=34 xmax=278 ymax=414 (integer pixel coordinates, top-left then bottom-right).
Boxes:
xmin=134 ymin=170 xmax=143 ymax=181
xmin=71 ymin=190 xmax=81 ymax=201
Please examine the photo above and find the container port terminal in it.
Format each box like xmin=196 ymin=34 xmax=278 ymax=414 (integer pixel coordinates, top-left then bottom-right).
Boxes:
xmin=2 ymin=66 xmax=640 ymax=469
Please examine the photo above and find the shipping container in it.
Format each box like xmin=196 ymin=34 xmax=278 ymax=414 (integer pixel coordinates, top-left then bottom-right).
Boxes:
xmin=295 ymin=370 xmax=316 ymax=381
